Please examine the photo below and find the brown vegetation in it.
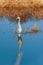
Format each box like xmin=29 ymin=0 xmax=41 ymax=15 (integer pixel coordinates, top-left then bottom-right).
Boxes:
xmin=32 ymin=27 xmax=39 ymax=33
xmin=0 ymin=0 xmax=43 ymax=22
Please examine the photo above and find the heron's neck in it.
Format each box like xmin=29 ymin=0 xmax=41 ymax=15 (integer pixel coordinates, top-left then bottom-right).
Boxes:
xmin=18 ymin=19 xmax=20 ymax=23
xmin=18 ymin=19 xmax=21 ymax=28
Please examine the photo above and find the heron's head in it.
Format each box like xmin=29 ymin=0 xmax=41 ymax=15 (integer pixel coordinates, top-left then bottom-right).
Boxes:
xmin=16 ymin=16 xmax=20 ymax=22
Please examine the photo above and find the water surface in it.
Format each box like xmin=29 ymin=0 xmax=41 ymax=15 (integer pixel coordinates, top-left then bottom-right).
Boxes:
xmin=0 ymin=17 xmax=43 ymax=65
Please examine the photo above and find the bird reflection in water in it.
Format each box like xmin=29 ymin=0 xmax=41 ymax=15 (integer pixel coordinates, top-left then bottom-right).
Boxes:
xmin=14 ymin=35 xmax=23 ymax=65
xmin=18 ymin=35 xmax=22 ymax=57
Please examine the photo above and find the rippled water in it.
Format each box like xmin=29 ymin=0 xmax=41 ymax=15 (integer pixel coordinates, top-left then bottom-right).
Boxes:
xmin=0 ymin=17 xmax=43 ymax=65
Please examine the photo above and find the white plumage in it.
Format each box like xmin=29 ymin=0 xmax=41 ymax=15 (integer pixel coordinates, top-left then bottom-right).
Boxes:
xmin=16 ymin=16 xmax=22 ymax=37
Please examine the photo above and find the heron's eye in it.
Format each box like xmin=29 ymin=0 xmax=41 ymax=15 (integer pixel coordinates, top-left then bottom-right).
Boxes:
xmin=16 ymin=19 xmax=19 ymax=22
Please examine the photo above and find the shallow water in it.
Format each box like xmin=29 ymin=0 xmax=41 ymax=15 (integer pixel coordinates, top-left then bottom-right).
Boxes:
xmin=0 ymin=17 xmax=43 ymax=65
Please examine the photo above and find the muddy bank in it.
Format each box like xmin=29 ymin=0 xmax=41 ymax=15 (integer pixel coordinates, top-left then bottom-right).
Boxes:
xmin=0 ymin=0 xmax=43 ymax=22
